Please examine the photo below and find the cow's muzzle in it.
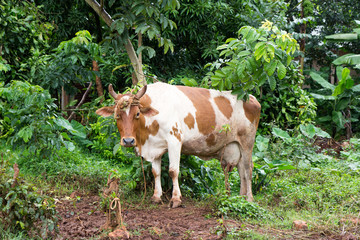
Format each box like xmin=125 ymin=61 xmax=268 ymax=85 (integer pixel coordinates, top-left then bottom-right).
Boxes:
xmin=122 ymin=137 xmax=136 ymax=147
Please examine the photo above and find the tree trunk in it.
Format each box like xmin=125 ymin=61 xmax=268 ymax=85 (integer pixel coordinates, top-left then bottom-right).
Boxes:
xmin=299 ymin=0 xmax=306 ymax=73
xmin=92 ymin=60 xmax=104 ymax=102
xmin=61 ymin=86 xmax=70 ymax=113
xmin=84 ymin=0 xmax=146 ymax=86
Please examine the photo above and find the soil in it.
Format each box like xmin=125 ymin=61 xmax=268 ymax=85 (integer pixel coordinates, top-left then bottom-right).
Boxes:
xmin=54 ymin=194 xmax=360 ymax=240
xmin=55 ymin=195 xmax=223 ymax=240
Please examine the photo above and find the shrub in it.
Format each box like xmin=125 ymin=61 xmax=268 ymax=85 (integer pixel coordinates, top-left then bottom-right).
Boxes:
xmin=215 ymin=192 xmax=270 ymax=219
xmin=0 ymin=81 xmax=84 ymax=157
xmin=0 ymin=152 xmax=58 ymax=238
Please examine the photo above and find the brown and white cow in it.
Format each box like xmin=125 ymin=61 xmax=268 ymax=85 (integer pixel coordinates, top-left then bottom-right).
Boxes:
xmin=96 ymin=82 xmax=261 ymax=208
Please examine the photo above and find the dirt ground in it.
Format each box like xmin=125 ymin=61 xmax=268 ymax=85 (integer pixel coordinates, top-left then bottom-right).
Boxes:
xmin=55 ymin=195 xmax=223 ymax=240
xmin=54 ymin=194 xmax=360 ymax=240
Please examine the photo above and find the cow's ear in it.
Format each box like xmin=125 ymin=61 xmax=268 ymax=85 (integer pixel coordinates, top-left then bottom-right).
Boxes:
xmin=140 ymin=106 xmax=159 ymax=117
xmin=96 ymin=106 xmax=115 ymax=117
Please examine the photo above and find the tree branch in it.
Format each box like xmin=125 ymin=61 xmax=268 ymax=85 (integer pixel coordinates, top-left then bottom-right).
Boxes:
xmin=84 ymin=0 xmax=146 ymax=86
xmin=67 ymin=82 xmax=93 ymax=121
xmin=84 ymin=0 xmax=113 ymax=27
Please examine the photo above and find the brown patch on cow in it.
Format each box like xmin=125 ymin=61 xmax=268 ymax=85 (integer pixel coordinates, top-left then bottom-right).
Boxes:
xmin=136 ymin=116 xmax=160 ymax=146
xmin=140 ymin=94 xmax=159 ymax=117
xmin=184 ymin=113 xmax=195 ymax=129
xmin=169 ymin=168 xmax=177 ymax=179
xmin=214 ymin=96 xmax=233 ymax=119
xmin=177 ymin=86 xmax=216 ymax=135
xmin=152 ymin=167 xmax=158 ymax=178
xmin=243 ymin=95 xmax=261 ymax=127
xmin=172 ymin=126 xmax=182 ymax=142
xmin=206 ymin=133 xmax=216 ymax=147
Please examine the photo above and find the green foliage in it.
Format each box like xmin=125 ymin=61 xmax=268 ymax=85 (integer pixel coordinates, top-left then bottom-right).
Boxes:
xmin=35 ymin=30 xmax=101 ymax=95
xmin=0 ymin=152 xmax=58 ymax=238
xmin=180 ymin=156 xmax=218 ymax=199
xmin=88 ymin=116 xmax=120 ymax=159
xmin=0 ymin=81 xmax=85 ymax=157
xmin=215 ymin=193 xmax=270 ymax=219
xmin=340 ymin=138 xmax=360 ymax=166
xmin=326 ymin=20 xmax=360 ymax=70
xmin=205 ymin=20 xmax=299 ymax=97
xmin=253 ymin=124 xmax=330 ymax=193
xmin=0 ymin=0 xmax=53 ymax=82
xmin=106 ymin=0 xmax=179 ymax=56
xmin=310 ymin=67 xmax=360 ymax=137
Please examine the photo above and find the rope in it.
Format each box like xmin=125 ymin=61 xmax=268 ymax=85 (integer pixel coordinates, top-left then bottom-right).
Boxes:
xmin=109 ymin=197 xmax=123 ymax=226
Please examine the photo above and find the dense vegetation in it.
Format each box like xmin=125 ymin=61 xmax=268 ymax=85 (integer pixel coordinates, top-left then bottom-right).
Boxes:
xmin=1 ymin=0 xmax=360 ymax=238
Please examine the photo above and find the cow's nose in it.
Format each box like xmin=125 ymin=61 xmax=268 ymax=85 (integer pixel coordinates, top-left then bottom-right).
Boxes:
xmin=123 ymin=137 xmax=135 ymax=146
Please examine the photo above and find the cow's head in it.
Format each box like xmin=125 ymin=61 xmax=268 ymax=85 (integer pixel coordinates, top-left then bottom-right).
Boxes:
xmin=96 ymin=84 xmax=158 ymax=147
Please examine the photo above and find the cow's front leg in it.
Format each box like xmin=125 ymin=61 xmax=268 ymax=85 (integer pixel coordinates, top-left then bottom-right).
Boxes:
xmin=151 ymin=158 xmax=162 ymax=204
xmin=168 ymin=142 xmax=182 ymax=208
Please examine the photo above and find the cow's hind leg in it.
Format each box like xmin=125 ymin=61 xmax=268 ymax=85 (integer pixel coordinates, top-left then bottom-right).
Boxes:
xmin=151 ymin=158 xmax=162 ymax=204
xmin=237 ymin=136 xmax=255 ymax=202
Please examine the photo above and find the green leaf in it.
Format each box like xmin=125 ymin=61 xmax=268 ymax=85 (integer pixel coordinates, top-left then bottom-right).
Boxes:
xmin=237 ymin=50 xmax=251 ymax=57
xmin=310 ymin=93 xmax=335 ymax=100
xmin=113 ymin=143 xmax=121 ymax=155
xmin=325 ymin=33 xmax=358 ymax=41
xmin=254 ymin=44 xmax=266 ymax=60
xmin=264 ymin=60 xmax=277 ymax=76
xmin=332 ymin=111 xmax=345 ymax=128
xmin=268 ymin=76 xmax=276 ymax=91
xmin=315 ymin=128 xmax=331 ymax=138
xmin=272 ymin=128 xmax=291 ymax=139
xmin=277 ymin=61 xmax=286 ymax=80
xmin=309 ymin=72 xmax=335 ymax=90
xmin=181 ymin=78 xmax=198 ymax=87
xmin=336 ymin=98 xmax=350 ymax=111
xmin=341 ymin=67 xmax=350 ymax=82
xmin=64 ymin=141 xmax=75 ymax=151
xmin=300 ymin=124 xmax=316 ymax=138
xmin=352 ymin=84 xmax=360 ymax=92
xmin=17 ymin=126 xmax=33 ymax=143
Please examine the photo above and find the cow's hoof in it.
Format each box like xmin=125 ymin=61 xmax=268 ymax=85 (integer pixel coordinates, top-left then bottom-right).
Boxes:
xmin=151 ymin=196 xmax=162 ymax=204
xmin=169 ymin=198 xmax=182 ymax=208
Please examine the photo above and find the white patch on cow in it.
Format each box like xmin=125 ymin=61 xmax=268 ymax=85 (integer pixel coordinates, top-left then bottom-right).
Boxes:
xmin=121 ymin=95 xmax=131 ymax=116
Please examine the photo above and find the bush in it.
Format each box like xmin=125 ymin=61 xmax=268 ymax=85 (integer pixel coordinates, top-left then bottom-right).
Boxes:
xmin=0 ymin=152 xmax=58 ymax=238
xmin=215 ymin=192 xmax=270 ymax=219
xmin=0 ymin=80 xmax=85 ymax=158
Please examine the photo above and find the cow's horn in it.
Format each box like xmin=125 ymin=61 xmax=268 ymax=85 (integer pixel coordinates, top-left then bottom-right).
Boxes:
xmin=108 ymin=84 xmax=119 ymax=99
xmin=134 ymin=85 xmax=147 ymax=99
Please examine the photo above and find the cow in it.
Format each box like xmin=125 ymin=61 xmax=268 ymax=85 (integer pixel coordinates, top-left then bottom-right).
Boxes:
xmin=96 ymin=82 xmax=261 ymax=208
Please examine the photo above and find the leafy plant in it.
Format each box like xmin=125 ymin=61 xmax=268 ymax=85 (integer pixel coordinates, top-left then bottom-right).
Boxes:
xmin=36 ymin=30 xmax=102 ymax=95
xmin=252 ymin=124 xmax=331 ymax=193
xmin=0 ymin=152 xmax=58 ymax=238
xmin=0 ymin=0 xmax=53 ymax=82
xmin=310 ymin=67 xmax=360 ymax=138
xmin=325 ymin=20 xmax=360 ymax=70
xmin=0 ymin=81 xmax=85 ymax=157
xmin=204 ymin=20 xmax=299 ymax=98
xmin=215 ymin=192 xmax=270 ymax=219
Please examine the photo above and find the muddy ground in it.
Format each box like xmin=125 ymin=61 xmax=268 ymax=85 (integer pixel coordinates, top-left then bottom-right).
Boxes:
xmin=54 ymin=194 xmax=359 ymax=240
xmin=55 ymin=195 xmax=223 ymax=239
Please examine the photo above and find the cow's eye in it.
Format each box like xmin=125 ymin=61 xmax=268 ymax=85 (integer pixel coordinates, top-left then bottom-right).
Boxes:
xmin=135 ymin=111 xmax=140 ymax=118
xmin=116 ymin=113 xmax=120 ymax=119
